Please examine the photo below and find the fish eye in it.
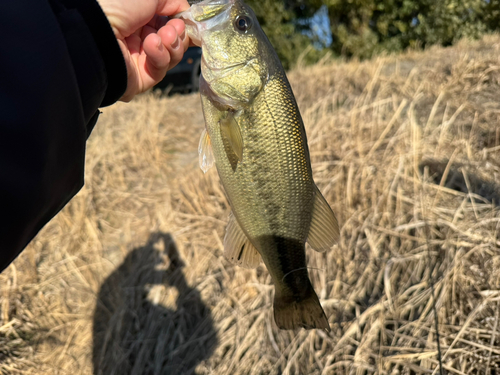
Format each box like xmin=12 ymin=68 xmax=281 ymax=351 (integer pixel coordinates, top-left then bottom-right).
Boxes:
xmin=234 ymin=15 xmax=252 ymax=33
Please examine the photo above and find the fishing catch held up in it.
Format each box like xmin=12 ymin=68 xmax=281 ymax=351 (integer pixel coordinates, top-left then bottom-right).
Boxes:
xmin=175 ymin=0 xmax=340 ymax=331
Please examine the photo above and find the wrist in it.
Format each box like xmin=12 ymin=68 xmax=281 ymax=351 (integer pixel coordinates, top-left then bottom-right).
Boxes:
xmin=95 ymin=0 xmax=125 ymax=39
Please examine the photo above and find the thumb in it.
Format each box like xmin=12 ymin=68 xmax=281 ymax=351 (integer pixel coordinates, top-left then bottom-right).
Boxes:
xmin=156 ymin=0 xmax=190 ymax=16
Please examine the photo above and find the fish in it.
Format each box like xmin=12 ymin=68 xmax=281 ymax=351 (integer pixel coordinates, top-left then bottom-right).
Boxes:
xmin=175 ymin=0 xmax=340 ymax=331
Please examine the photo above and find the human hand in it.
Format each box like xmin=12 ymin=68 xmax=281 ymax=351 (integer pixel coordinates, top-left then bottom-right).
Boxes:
xmin=96 ymin=0 xmax=191 ymax=102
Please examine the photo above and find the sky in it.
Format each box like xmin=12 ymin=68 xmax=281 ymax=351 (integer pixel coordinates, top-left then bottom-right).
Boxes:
xmin=302 ymin=5 xmax=333 ymax=48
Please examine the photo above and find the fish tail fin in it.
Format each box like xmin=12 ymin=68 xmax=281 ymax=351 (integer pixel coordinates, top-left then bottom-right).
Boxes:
xmin=273 ymin=285 xmax=330 ymax=332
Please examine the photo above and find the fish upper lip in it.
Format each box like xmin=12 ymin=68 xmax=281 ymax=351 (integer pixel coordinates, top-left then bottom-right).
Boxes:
xmin=190 ymin=0 xmax=234 ymax=10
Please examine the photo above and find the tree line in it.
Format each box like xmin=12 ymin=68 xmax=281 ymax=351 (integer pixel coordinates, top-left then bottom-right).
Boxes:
xmin=246 ymin=0 xmax=500 ymax=69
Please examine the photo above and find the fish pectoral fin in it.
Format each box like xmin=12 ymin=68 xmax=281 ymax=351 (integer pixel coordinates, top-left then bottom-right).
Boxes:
xmin=306 ymin=185 xmax=340 ymax=252
xmin=220 ymin=112 xmax=243 ymax=161
xmin=198 ymin=129 xmax=215 ymax=173
xmin=224 ymin=212 xmax=261 ymax=269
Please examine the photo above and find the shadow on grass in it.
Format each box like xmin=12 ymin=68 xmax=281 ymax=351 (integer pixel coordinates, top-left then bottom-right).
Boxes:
xmin=92 ymin=232 xmax=217 ymax=375
xmin=420 ymin=159 xmax=500 ymax=205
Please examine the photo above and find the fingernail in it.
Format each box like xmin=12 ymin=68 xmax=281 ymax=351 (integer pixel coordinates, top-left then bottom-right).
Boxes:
xmin=180 ymin=30 xmax=186 ymax=41
xmin=157 ymin=36 xmax=164 ymax=51
xmin=171 ymin=35 xmax=180 ymax=50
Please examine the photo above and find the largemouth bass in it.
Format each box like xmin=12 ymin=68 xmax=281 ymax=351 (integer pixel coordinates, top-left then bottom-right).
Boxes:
xmin=176 ymin=0 xmax=340 ymax=331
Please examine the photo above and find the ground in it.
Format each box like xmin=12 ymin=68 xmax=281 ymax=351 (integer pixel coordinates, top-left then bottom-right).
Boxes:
xmin=2 ymin=35 xmax=500 ymax=374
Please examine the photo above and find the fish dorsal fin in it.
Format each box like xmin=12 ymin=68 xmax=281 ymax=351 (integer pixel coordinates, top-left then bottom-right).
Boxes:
xmin=220 ymin=112 xmax=243 ymax=161
xmin=198 ymin=129 xmax=215 ymax=173
xmin=224 ymin=212 xmax=261 ymax=269
xmin=307 ymin=185 xmax=340 ymax=252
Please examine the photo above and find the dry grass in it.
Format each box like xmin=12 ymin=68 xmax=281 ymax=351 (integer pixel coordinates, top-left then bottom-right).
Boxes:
xmin=3 ymin=35 xmax=500 ymax=374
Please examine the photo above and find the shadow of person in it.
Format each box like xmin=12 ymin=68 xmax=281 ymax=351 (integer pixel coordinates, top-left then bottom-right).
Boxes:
xmin=92 ymin=232 xmax=217 ymax=375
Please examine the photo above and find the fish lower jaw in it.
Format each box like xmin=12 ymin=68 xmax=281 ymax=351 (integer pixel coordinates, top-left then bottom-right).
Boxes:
xmin=200 ymin=75 xmax=249 ymax=110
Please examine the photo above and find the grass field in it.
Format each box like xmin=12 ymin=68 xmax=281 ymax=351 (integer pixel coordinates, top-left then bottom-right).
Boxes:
xmin=2 ymin=35 xmax=500 ymax=374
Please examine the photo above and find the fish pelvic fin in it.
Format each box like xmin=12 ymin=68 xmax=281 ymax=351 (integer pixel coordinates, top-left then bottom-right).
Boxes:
xmin=198 ymin=129 xmax=215 ymax=173
xmin=273 ymin=285 xmax=330 ymax=332
xmin=306 ymin=184 xmax=340 ymax=252
xmin=223 ymin=212 xmax=261 ymax=269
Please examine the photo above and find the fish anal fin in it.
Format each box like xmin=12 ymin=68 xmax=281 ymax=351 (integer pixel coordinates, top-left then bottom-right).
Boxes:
xmin=223 ymin=213 xmax=260 ymax=269
xmin=220 ymin=112 xmax=243 ymax=161
xmin=198 ymin=129 xmax=215 ymax=173
xmin=306 ymin=185 xmax=340 ymax=252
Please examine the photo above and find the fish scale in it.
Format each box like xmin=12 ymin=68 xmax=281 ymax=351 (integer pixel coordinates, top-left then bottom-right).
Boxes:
xmin=204 ymin=74 xmax=312 ymax=242
xmin=176 ymin=0 xmax=340 ymax=331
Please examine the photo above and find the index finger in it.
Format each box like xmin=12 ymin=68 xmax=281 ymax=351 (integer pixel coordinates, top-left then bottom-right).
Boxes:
xmin=156 ymin=0 xmax=190 ymax=16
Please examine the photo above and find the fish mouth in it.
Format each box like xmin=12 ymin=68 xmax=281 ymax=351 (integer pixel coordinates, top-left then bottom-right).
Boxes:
xmin=175 ymin=0 xmax=234 ymax=23
xmin=174 ymin=0 xmax=234 ymax=46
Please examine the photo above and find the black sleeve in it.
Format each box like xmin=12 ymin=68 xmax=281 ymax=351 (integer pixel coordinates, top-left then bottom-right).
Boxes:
xmin=0 ymin=0 xmax=127 ymax=272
